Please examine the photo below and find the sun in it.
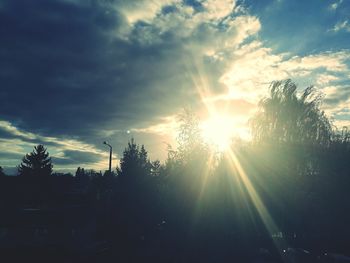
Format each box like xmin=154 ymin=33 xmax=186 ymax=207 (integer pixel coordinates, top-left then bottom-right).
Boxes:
xmin=200 ymin=115 xmax=235 ymax=152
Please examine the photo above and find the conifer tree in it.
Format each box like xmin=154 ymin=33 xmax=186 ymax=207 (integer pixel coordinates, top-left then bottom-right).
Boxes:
xmin=117 ymin=138 xmax=151 ymax=177
xmin=18 ymin=145 xmax=53 ymax=177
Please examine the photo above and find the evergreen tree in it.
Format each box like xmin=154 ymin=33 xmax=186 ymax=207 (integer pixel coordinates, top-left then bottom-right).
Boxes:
xmin=117 ymin=138 xmax=151 ymax=177
xmin=18 ymin=145 xmax=53 ymax=177
xmin=139 ymin=145 xmax=151 ymax=171
xmin=151 ymin=160 xmax=162 ymax=176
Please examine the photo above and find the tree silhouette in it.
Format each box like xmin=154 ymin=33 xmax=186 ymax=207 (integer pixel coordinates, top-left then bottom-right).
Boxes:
xmin=18 ymin=144 xmax=53 ymax=177
xmin=150 ymin=160 xmax=162 ymax=176
xmin=166 ymin=108 xmax=209 ymax=167
xmin=117 ymin=138 xmax=151 ymax=178
xmin=250 ymin=79 xmax=332 ymax=145
xmin=177 ymin=108 xmax=202 ymax=155
xmin=75 ymin=166 xmax=86 ymax=177
xmin=139 ymin=145 xmax=151 ymax=172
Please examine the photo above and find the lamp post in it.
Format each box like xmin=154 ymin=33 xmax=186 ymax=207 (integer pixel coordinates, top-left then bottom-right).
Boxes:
xmin=103 ymin=141 xmax=112 ymax=175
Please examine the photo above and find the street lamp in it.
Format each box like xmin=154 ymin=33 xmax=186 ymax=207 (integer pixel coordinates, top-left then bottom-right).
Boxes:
xmin=103 ymin=141 xmax=112 ymax=175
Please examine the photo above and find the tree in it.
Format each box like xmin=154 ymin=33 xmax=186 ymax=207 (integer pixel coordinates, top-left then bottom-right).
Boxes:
xmin=117 ymin=138 xmax=151 ymax=178
xmin=177 ymin=108 xmax=202 ymax=156
xmin=151 ymin=160 xmax=162 ymax=176
xmin=250 ymin=79 xmax=332 ymax=145
xmin=249 ymin=80 xmax=334 ymax=176
xmin=75 ymin=167 xmax=86 ymax=177
xmin=18 ymin=144 xmax=53 ymax=177
xmin=172 ymin=108 xmax=209 ymax=165
xmin=52 ymin=172 xmax=73 ymax=177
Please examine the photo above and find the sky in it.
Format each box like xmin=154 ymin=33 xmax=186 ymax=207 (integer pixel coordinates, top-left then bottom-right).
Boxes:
xmin=0 ymin=0 xmax=350 ymax=174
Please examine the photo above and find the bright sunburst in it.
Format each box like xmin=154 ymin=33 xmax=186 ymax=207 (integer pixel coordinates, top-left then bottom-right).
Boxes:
xmin=200 ymin=115 xmax=235 ymax=152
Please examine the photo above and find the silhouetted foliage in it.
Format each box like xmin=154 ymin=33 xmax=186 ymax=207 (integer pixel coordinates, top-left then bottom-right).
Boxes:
xmin=150 ymin=160 xmax=162 ymax=176
xmin=52 ymin=172 xmax=73 ymax=177
xmin=117 ymin=138 xmax=152 ymax=178
xmin=103 ymin=170 xmax=115 ymax=176
xmin=250 ymin=79 xmax=332 ymax=145
xmin=164 ymin=109 xmax=210 ymax=176
xmin=18 ymin=144 xmax=53 ymax=177
xmin=75 ymin=166 xmax=86 ymax=177
xmin=176 ymin=108 xmax=208 ymax=162
xmin=85 ymin=169 xmax=102 ymax=177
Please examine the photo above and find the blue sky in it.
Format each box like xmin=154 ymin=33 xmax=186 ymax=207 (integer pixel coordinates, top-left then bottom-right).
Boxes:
xmin=0 ymin=0 xmax=349 ymax=173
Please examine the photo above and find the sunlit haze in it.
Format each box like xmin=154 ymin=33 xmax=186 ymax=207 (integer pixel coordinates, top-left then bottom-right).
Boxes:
xmin=201 ymin=115 xmax=236 ymax=152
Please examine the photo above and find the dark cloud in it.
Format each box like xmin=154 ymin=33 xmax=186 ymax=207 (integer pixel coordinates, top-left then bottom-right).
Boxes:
xmin=183 ymin=0 xmax=205 ymax=12
xmin=0 ymin=151 xmax=23 ymax=161
xmin=161 ymin=5 xmax=179 ymax=15
xmin=0 ymin=125 xmax=60 ymax=147
xmin=324 ymin=86 xmax=350 ymax=106
xmin=0 ymin=128 xmax=21 ymax=140
xmin=52 ymin=150 xmax=103 ymax=165
xmin=0 ymin=0 xmax=222 ymax=145
xmin=0 ymin=2 xmax=157 ymax=126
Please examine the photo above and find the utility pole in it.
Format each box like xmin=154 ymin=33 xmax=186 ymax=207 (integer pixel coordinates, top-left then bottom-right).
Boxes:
xmin=103 ymin=141 xmax=112 ymax=175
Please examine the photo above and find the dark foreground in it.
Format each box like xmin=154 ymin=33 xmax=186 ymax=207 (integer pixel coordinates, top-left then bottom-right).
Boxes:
xmin=1 ymin=170 xmax=350 ymax=263
xmin=1 ymin=239 xmax=350 ymax=263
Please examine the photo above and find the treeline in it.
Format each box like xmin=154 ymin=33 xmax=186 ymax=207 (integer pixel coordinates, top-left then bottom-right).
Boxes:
xmin=1 ymin=80 xmax=350 ymax=262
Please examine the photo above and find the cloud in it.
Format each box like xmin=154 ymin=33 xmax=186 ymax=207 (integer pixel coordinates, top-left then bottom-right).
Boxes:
xmin=0 ymin=151 xmax=23 ymax=161
xmin=220 ymin=41 xmax=286 ymax=102
xmin=316 ymin=74 xmax=339 ymax=85
xmin=323 ymin=85 xmax=350 ymax=121
xmin=0 ymin=121 xmax=61 ymax=147
xmin=200 ymin=0 xmax=236 ymax=20
xmin=329 ymin=0 xmax=343 ymax=11
xmin=219 ymin=42 xmax=350 ymax=103
xmin=52 ymin=150 xmax=104 ymax=165
xmin=281 ymin=51 xmax=350 ymax=72
xmin=212 ymin=40 xmax=350 ymax=134
xmin=116 ymin=0 xmax=181 ymax=24
xmin=324 ymin=87 xmax=350 ymax=106
xmin=331 ymin=20 xmax=350 ymax=33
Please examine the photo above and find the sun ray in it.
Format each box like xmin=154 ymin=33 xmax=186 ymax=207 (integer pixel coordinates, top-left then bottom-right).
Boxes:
xmin=184 ymin=57 xmax=287 ymax=253
xmin=225 ymin=147 xmax=288 ymax=255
